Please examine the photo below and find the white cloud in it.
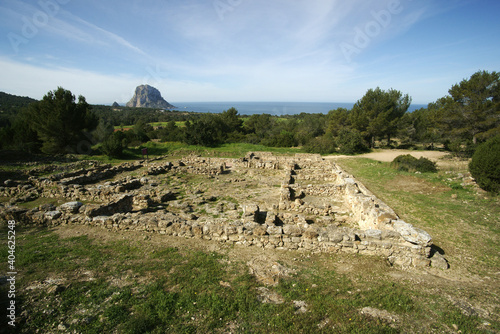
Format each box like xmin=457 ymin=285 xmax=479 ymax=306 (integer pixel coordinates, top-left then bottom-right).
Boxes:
xmin=62 ymin=13 xmax=148 ymax=56
xmin=0 ymin=0 xmax=485 ymax=105
xmin=0 ymin=58 xmax=136 ymax=103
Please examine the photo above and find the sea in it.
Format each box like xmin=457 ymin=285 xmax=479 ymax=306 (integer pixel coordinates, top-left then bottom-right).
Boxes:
xmin=170 ymin=102 xmax=427 ymax=116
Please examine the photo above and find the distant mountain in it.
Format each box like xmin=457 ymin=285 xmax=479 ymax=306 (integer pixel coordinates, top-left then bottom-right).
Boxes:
xmin=126 ymin=85 xmax=175 ymax=109
xmin=0 ymin=92 xmax=37 ymax=113
xmin=112 ymin=101 xmax=120 ymax=107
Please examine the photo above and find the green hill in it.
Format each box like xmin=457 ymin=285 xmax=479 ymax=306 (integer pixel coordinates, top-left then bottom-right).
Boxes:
xmin=0 ymin=91 xmax=37 ymax=114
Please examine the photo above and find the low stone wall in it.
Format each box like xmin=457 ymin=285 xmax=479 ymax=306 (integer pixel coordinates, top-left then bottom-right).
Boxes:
xmin=0 ymin=152 xmax=448 ymax=270
xmin=1 ymin=203 xmax=433 ymax=268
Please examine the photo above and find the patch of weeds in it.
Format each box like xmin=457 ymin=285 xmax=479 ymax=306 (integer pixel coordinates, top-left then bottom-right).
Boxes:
xmin=447 ymin=180 xmax=465 ymax=190
xmin=18 ymin=197 xmax=66 ymax=209
xmin=359 ymin=282 xmax=414 ymax=313
xmin=220 ymin=196 xmax=239 ymax=205
xmin=149 ymin=246 xmax=179 ymax=259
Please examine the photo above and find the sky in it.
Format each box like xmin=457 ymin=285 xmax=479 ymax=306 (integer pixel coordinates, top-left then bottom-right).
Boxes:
xmin=0 ymin=0 xmax=499 ymax=105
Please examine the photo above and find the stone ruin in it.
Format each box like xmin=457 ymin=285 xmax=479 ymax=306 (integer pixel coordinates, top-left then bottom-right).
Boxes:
xmin=0 ymin=152 xmax=448 ymax=269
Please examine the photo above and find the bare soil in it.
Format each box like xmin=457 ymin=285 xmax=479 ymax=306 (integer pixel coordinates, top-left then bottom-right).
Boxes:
xmin=327 ymin=149 xmax=449 ymax=163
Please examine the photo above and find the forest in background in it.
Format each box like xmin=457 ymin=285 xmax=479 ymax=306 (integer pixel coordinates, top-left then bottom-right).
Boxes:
xmin=0 ymin=70 xmax=498 ymax=159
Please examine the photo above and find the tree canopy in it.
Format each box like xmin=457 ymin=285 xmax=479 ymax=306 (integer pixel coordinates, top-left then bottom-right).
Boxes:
xmin=436 ymin=70 xmax=500 ymax=144
xmin=26 ymin=87 xmax=98 ymax=154
xmin=350 ymin=87 xmax=411 ymax=146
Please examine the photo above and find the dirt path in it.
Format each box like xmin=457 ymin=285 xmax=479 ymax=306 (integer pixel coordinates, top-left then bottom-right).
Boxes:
xmin=325 ymin=149 xmax=449 ymax=162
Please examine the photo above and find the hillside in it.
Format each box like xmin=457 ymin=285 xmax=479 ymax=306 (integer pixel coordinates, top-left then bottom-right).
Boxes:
xmin=0 ymin=92 xmax=37 ymax=114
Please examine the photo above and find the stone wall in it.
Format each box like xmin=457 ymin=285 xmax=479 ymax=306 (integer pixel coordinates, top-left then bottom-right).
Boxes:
xmin=0 ymin=152 xmax=448 ymax=270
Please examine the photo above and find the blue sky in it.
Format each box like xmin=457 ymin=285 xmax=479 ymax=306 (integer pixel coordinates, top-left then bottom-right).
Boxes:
xmin=0 ymin=0 xmax=499 ymax=105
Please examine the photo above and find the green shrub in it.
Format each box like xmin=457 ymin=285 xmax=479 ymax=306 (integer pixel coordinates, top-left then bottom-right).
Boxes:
xmin=391 ymin=154 xmax=438 ymax=173
xmin=303 ymin=135 xmax=336 ymax=154
xmin=101 ymin=132 xmax=124 ymax=158
xmin=336 ymin=129 xmax=369 ymax=155
xmin=469 ymin=135 xmax=500 ymax=194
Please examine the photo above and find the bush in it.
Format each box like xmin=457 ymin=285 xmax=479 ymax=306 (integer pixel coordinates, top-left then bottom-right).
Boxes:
xmin=391 ymin=154 xmax=438 ymax=173
xmin=101 ymin=132 xmax=124 ymax=158
xmin=469 ymin=135 xmax=500 ymax=194
xmin=303 ymin=135 xmax=336 ymax=154
xmin=336 ymin=129 xmax=369 ymax=155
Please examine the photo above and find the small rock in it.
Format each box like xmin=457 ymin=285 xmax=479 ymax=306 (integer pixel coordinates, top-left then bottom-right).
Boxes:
xmin=360 ymin=307 xmax=399 ymax=324
xmin=430 ymin=252 xmax=449 ymax=270
xmin=243 ymin=204 xmax=259 ymax=217
xmin=45 ymin=211 xmax=62 ymax=220
xmin=247 ymin=256 xmax=295 ymax=286
xmin=294 ymin=198 xmax=304 ymax=206
xmin=317 ymin=318 xmax=331 ymax=329
xmin=46 ymin=284 xmax=65 ymax=295
xmin=219 ymin=281 xmax=231 ymax=288
xmin=293 ymin=300 xmax=308 ymax=313
xmin=255 ymin=287 xmax=284 ymax=304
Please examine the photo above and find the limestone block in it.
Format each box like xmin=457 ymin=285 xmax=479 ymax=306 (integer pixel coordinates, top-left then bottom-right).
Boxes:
xmin=381 ymin=230 xmax=401 ymax=240
xmin=253 ymin=225 xmax=268 ymax=236
xmin=243 ymin=204 xmax=259 ymax=217
xmin=392 ymin=256 xmax=412 ymax=267
xmin=393 ymin=220 xmax=432 ymax=246
xmin=342 ymin=241 xmax=356 ymax=248
xmin=303 ymin=229 xmax=319 ymax=240
xmin=412 ymin=256 xmax=431 ymax=268
xmin=265 ymin=212 xmax=277 ymax=226
xmin=225 ymin=226 xmax=237 ymax=235
xmin=283 ymin=224 xmax=302 ymax=237
xmin=328 ymin=232 xmax=344 ymax=243
xmin=45 ymin=210 xmax=62 ymax=220
xmin=364 ymin=229 xmax=382 ymax=240
xmin=377 ymin=211 xmax=398 ymax=225
xmin=192 ymin=225 xmax=203 ymax=236
xmin=430 ymin=252 xmax=449 ymax=269
xmin=58 ymin=201 xmax=83 ymax=214
xmin=267 ymin=225 xmax=283 ymax=235
xmin=342 ymin=248 xmax=359 ymax=254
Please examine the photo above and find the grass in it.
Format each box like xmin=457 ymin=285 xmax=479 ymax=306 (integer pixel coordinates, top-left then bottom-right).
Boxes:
xmin=1 ymin=222 xmax=497 ymax=333
xmin=148 ymin=121 xmax=186 ymax=128
xmin=81 ymin=141 xmax=302 ymax=163
xmin=336 ymin=158 xmax=500 ymax=274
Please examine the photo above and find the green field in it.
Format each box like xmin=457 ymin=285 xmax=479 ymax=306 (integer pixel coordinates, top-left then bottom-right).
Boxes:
xmin=83 ymin=142 xmax=303 ymax=163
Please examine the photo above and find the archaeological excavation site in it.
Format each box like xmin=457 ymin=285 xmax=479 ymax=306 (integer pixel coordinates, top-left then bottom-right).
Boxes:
xmin=0 ymin=152 xmax=448 ymax=269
